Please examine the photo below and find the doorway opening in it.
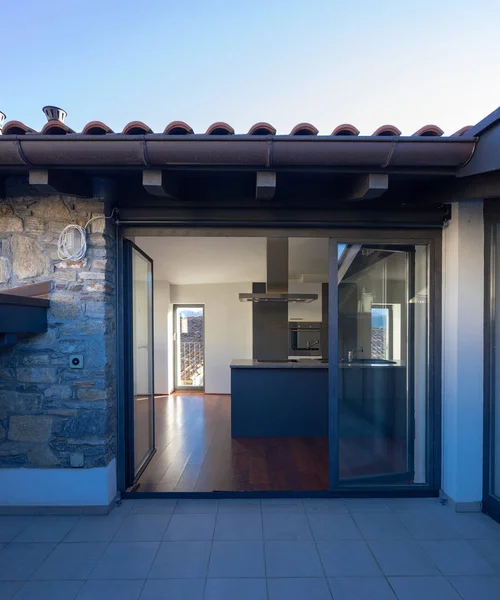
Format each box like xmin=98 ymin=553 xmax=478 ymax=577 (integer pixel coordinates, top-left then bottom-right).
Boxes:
xmin=174 ymin=305 xmax=205 ymax=390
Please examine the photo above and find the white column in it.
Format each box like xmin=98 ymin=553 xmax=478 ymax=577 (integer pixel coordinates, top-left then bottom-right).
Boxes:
xmin=442 ymin=200 xmax=484 ymax=509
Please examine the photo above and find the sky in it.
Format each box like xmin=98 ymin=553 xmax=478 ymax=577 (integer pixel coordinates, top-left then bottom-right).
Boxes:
xmin=1 ymin=0 xmax=499 ymax=135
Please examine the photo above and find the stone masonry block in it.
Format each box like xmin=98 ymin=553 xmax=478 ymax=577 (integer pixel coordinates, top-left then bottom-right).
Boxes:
xmin=8 ymin=415 xmax=53 ymax=442
xmin=11 ymin=235 xmax=47 ymax=279
xmin=17 ymin=368 xmax=57 ymax=384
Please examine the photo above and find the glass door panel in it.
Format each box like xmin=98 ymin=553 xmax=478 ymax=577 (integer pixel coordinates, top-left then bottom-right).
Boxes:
xmin=337 ymin=243 xmax=429 ymax=485
xmin=174 ymin=305 xmax=205 ymax=390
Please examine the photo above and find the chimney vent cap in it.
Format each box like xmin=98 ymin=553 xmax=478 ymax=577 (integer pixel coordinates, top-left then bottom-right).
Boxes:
xmin=42 ymin=106 xmax=67 ymax=123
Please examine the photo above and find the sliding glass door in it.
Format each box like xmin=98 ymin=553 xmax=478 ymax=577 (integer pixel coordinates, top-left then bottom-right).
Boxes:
xmin=330 ymin=238 xmax=434 ymax=489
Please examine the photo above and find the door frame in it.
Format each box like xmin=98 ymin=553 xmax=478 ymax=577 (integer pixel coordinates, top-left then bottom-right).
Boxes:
xmin=116 ymin=225 xmax=442 ymax=496
xmin=122 ymin=239 xmax=156 ymax=487
xmin=173 ymin=304 xmax=206 ymax=391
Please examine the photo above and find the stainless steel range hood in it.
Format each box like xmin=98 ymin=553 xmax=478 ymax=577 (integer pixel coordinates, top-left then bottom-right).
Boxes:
xmin=239 ymin=238 xmax=319 ymax=303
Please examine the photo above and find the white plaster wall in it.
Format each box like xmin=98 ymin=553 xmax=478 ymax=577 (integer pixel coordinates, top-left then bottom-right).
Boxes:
xmin=170 ymin=282 xmax=253 ymax=394
xmin=154 ymin=279 xmax=171 ymax=394
xmin=442 ymin=200 xmax=484 ymax=505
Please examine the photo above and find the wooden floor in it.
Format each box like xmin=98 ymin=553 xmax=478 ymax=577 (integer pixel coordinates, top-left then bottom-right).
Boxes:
xmin=135 ymin=393 xmax=407 ymax=492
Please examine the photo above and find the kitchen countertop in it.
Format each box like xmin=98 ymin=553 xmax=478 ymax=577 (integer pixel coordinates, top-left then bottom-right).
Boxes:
xmin=231 ymin=359 xmax=405 ymax=369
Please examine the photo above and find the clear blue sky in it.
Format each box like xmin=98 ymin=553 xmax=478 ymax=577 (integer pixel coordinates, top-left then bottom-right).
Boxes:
xmin=1 ymin=0 xmax=499 ymax=135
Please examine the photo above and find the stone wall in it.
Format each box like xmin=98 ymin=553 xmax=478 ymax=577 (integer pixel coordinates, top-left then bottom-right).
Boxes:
xmin=0 ymin=181 xmax=117 ymax=469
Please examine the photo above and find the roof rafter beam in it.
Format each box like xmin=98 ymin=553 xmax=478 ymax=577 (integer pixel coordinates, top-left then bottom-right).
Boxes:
xmin=28 ymin=169 xmax=92 ymax=196
xmin=256 ymin=171 xmax=276 ymax=200
xmin=346 ymin=173 xmax=389 ymax=201
xmin=142 ymin=170 xmax=179 ymax=199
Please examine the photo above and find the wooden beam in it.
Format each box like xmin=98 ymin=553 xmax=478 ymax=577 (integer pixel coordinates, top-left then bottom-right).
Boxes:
xmin=256 ymin=171 xmax=276 ymax=200
xmin=142 ymin=170 xmax=179 ymax=199
xmin=347 ymin=174 xmax=388 ymax=201
xmin=29 ymin=169 xmax=92 ymax=196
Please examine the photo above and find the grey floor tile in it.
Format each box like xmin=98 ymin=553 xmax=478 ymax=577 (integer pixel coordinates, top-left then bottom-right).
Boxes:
xmin=328 ymin=577 xmax=396 ymax=600
xmin=261 ymin=499 xmax=304 ymax=513
xmin=208 ymin=541 xmax=265 ymax=577
xmin=0 ymin=518 xmax=33 ymax=543
xmin=164 ymin=514 xmax=215 ymax=541
xmin=397 ymin=511 xmax=462 ymax=540
xmin=317 ymin=540 xmax=381 ymax=577
xmin=77 ymin=579 xmax=145 ymax=600
xmin=114 ymin=514 xmax=171 ymax=542
xmin=368 ymin=540 xmax=440 ymax=576
xmin=204 ymin=578 xmax=267 ymax=600
xmin=446 ymin=512 xmax=500 ymax=539
xmin=308 ymin=513 xmax=361 ymax=540
xmin=214 ymin=514 xmax=262 ymax=540
xmin=64 ymin=515 xmax=124 ymax=542
xmin=12 ymin=517 xmax=79 ymax=543
xmin=447 ymin=575 xmax=500 ymax=600
xmin=130 ymin=499 xmax=177 ymax=514
xmin=388 ymin=576 xmax=462 ymax=600
xmin=0 ymin=543 xmax=56 ymax=581
xmin=353 ymin=513 xmax=412 ymax=540
xmin=265 ymin=541 xmax=323 ymax=577
xmin=140 ymin=578 xmax=205 ymax=600
xmin=217 ymin=499 xmax=261 ymax=514
xmin=385 ymin=498 xmax=443 ymax=512
xmin=0 ymin=582 xmax=23 ymax=599
xmin=263 ymin=513 xmax=312 ymax=541
xmin=419 ymin=540 xmax=496 ymax=576
xmin=149 ymin=541 xmax=211 ymax=578
xmin=174 ymin=500 xmax=218 ymax=514
xmin=468 ymin=537 xmax=500 ymax=571
xmin=302 ymin=498 xmax=348 ymax=513
xmin=344 ymin=499 xmax=392 ymax=514
xmin=267 ymin=577 xmax=331 ymax=600
xmin=90 ymin=542 xmax=159 ymax=580
xmin=13 ymin=580 xmax=83 ymax=600
xmin=31 ymin=542 xmax=108 ymax=580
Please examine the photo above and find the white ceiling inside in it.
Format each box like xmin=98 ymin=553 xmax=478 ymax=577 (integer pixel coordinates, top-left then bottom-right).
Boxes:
xmin=133 ymin=236 xmax=329 ymax=285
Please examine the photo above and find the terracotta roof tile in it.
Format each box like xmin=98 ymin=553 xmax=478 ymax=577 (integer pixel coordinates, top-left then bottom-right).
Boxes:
xmin=452 ymin=125 xmax=473 ymax=137
xmin=122 ymin=121 xmax=153 ymax=135
xmin=290 ymin=123 xmax=318 ymax=136
xmin=331 ymin=124 xmax=359 ymax=136
xmin=248 ymin=122 xmax=276 ymax=135
xmin=163 ymin=121 xmax=194 ymax=135
xmin=412 ymin=125 xmax=444 ymax=137
xmin=41 ymin=120 xmax=74 ymax=135
xmin=373 ymin=125 xmax=401 ymax=136
xmin=206 ymin=122 xmax=234 ymax=135
xmin=82 ymin=121 xmax=114 ymax=135
xmin=2 ymin=120 xmax=35 ymax=135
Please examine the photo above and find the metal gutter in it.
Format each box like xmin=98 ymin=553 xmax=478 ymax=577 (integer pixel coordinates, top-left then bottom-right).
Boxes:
xmin=0 ymin=134 xmax=476 ymax=170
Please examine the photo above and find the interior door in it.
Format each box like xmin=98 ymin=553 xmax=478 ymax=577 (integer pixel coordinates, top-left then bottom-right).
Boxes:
xmin=332 ymin=241 xmax=430 ymax=486
xmin=124 ymin=240 xmax=155 ymax=485
xmin=174 ymin=305 xmax=205 ymax=390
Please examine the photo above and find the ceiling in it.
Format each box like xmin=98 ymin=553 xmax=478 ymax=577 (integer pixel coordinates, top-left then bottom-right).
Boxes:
xmin=133 ymin=236 xmax=329 ymax=285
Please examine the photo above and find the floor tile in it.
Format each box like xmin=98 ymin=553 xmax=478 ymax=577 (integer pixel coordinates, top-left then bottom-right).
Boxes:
xmin=308 ymin=513 xmax=361 ymax=540
xmin=0 ymin=582 xmax=23 ymax=599
xmin=217 ymin=499 xmax=261 ymax=514
xmin=353 ymin=513 xmax=412 ymax=540
xmin=446 ymin=512 xmax=500 ymax=539
xmin=344 ymin=499 xmax=392 ymax=513
xmin=263 ymin=513 xmax=312 ymax=541
xmin=302 ymin=498 xmax=348 ymax=513
xmin=208 ymin=541 xmax=265 ymax=577
xmin=317 ymin=540 xmax=382 ymax=577
xmin=388 ymin=576 xmax=462 ymax=600
xmin=12 ymin=517 xmax=79 ymax=543
xmin=385 ymin=498 xmax=443 ymax=512
xmin=397 ymin=511 xmax=462 ymax=540
xmin=0 ymin=543 xmax=56 ymax=581
xmin=13 ymin=580 xmax=83 ymax=600
xmin=114 ymin=514 xmax=171 ymax=542
xmin=419 ymin=540 xmax=496 ymax=575
xmin=149 ymin=541 xmax=211 ymax=578
xmin=214 ymin=514 xmax=263 ymax=540
xmin=130 ymin=499 xmax=177 ymax=514
xmin=174 ymin=500 xmax=218 ymax=514
xmin=265 ymin=541 xmax=323 ymax=577
xmin=164 ymin=514 xmax=215 ymax=541
xmin=261 ymin=499 xmax=304 ymax=513
xmin=328 ymin=577 xmax=396 ymax=599
xmin=89 ymin=542 xmax=159 ymax=580
xmin=31 ymin=542 xmax=108 ymax=580
xmin=0 ymin=518 xmax=33 ymax=543
xmin=204 ymin=578 xmax=267 ymax=600
xmin=267 ymin=577 xmax=331 ymax=600
xmin=468 ymin=537 xmax=500 ymax=570
xmin=368 ymin=540 xmax=440 ymax=576
xmin=64 ymin=515 xmax=124 ymax=542
xmin=77 ymin=579 xmax=145 ymax=600
xmin=140 ymin=578 xmax=205 ymax=600
xmin=447 ymin=575 xmax=500 ymax=600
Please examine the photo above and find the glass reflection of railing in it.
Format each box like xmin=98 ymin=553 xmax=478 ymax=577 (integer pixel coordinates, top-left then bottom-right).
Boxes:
xmin=180 ymin=341 xmax=204 ymax=386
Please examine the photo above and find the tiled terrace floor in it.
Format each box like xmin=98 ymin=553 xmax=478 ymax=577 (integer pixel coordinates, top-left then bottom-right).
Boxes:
xmin=0 ymin=498 xmax=499 ymax=599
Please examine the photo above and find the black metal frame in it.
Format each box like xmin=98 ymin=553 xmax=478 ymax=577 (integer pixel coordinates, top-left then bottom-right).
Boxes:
xmin=117 ymin=223 xmax=442 ymax=497
xmin=173 ymin=303 xmax=206 ymax=392
xmin=483 ymin=203 xmax=500 ymax=523
xmin=122 ymin=239 xmax=156 ymax=488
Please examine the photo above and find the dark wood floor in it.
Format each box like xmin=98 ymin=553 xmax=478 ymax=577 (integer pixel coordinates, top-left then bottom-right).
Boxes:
xmin=135 ymin=393 xmax=407 ymax=492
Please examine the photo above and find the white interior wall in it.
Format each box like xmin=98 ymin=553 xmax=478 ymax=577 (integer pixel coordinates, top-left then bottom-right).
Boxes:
xmin=154 ymin=279 xmax=171 ymax=394
xmin=442 ymin=200 xmax=484 ymax=507
xmin=170 ymin=282 xmax=253 ymax=394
